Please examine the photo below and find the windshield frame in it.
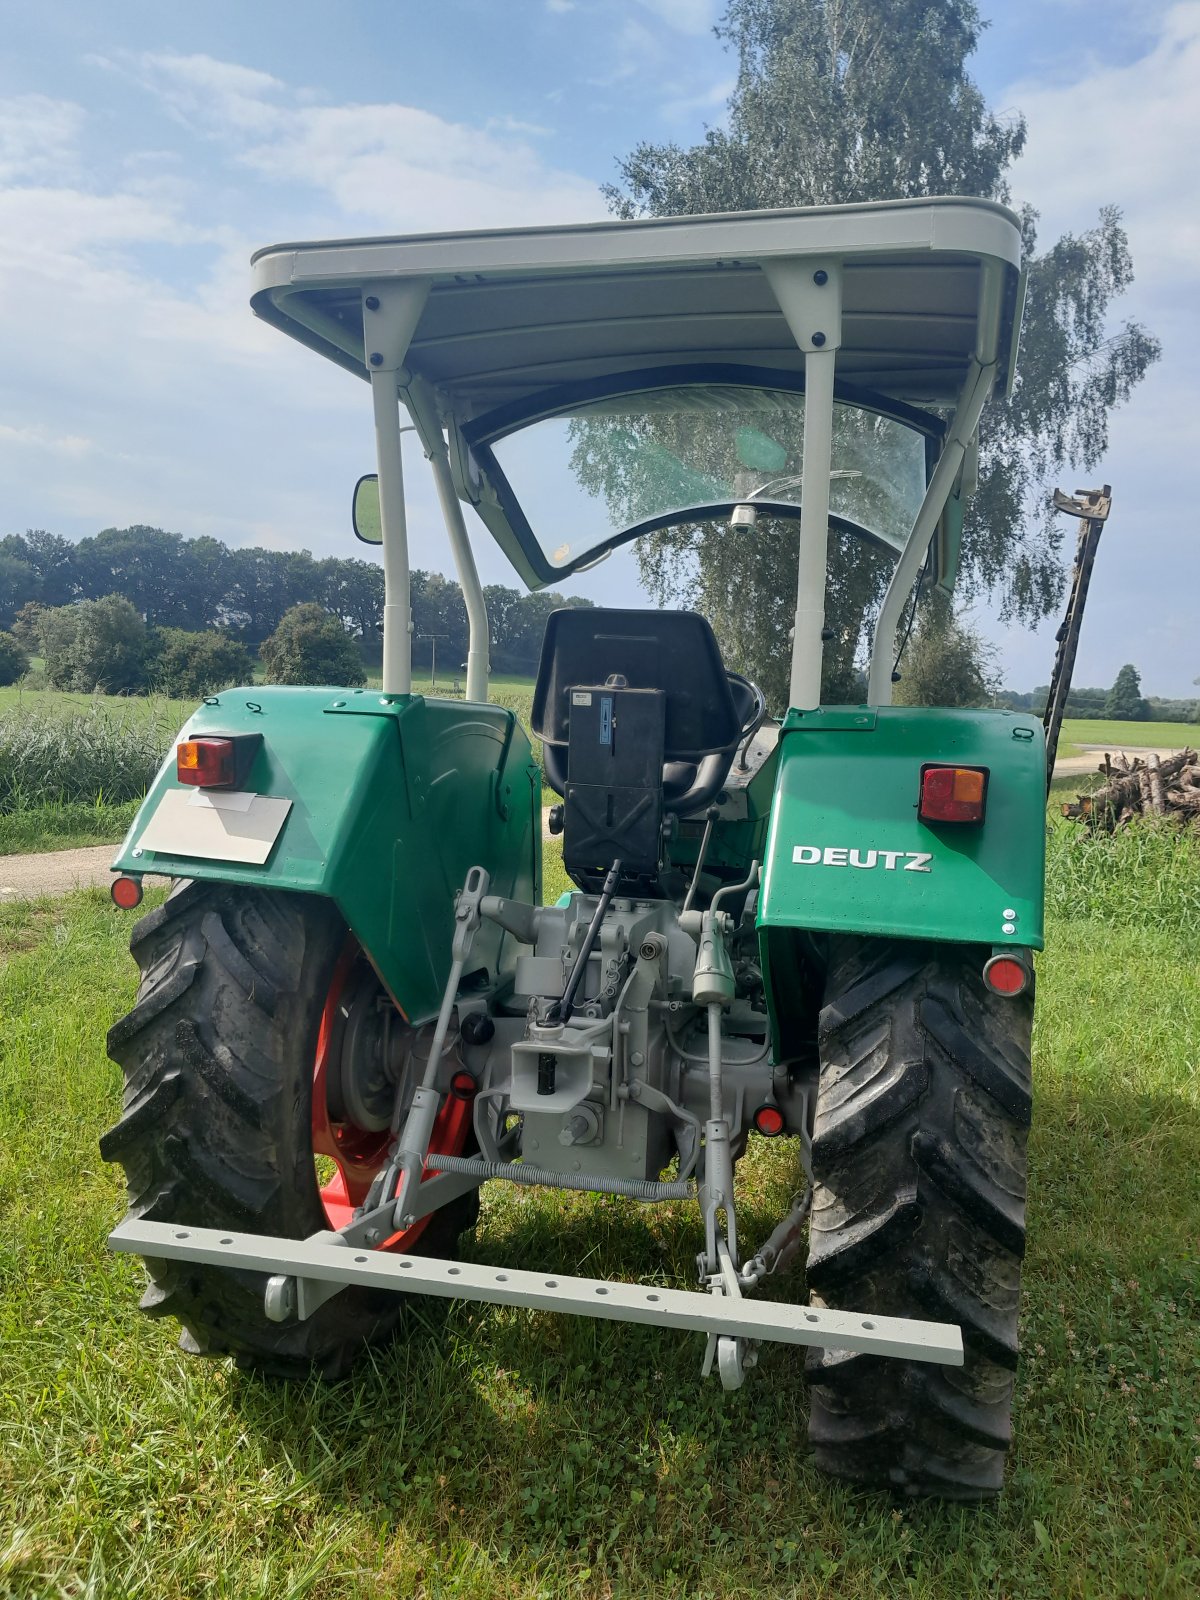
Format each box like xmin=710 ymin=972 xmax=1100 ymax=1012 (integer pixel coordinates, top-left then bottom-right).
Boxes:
xmin=458 ymin=363 xmax=944 ymax=588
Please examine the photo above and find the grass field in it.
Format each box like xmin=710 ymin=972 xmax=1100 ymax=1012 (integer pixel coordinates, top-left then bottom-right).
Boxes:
xmin=1058 ymin=718 xmax=1198 ymax=757
xmin=1 ymin=824 xmax=1197 ymax=1598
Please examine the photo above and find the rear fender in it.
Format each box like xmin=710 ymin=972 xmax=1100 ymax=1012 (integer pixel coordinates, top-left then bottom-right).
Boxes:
xmin=112 ymin=685 xmax=540 ymax=1022
xmin=757 ymin=706 xmax=1045 ymax=1049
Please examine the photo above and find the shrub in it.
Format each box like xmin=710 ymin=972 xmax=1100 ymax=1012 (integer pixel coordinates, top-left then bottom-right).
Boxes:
xmin=38 ymin=595 xmax=148 ymax=693
xmin=0 ymin=630 xmax=29 ymax=686
xmin=259 ymin=603 xmax=366 ymax=687
xmin=149 ymin=628 xmax=253 ymax=698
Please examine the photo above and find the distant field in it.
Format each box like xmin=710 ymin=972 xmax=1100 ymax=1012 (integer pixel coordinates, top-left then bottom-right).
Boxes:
xmin=1059 ymin=717 xmax=1198 ymax=755
xmin=0 ymin=684 xmax=195 ymax=726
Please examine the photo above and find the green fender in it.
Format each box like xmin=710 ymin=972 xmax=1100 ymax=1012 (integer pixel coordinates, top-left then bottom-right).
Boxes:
xmin=112 ymin=686 xmax=541 ymax=1022
xmin=756 ymin=705 xmax=1046 ymax=1053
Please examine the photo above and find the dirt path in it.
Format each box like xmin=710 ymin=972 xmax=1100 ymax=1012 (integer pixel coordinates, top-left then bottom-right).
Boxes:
xmin=1053 ymin=745 xmax=1182 ymax=779
xmin=0 ymin=845 xmax=170 ymax=902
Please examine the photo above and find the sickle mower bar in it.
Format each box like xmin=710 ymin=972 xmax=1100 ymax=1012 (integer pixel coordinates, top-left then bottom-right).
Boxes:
xmin=107 ymin=1218 xmax=963 ymax=1366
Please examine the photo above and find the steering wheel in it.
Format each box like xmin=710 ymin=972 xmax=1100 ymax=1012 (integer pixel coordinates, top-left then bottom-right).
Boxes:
xmin=726 ymin=670 xmax=767 ymax=741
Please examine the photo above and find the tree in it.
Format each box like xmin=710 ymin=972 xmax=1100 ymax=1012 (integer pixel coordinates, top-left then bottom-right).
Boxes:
xmin=0 ymin=553 xmax=36 ymax=629
xmin=891 ymin=592 xmax=997 ymax=708
xmin=147 ymin=628 xmax=254 ymax=698
xmin=1105 ymin=663 xmax=1148 ymax=721
xmin=0 ymin=530 xmax=75 ymax=607
xmin=0 ymin=629 xmax=29 ymax=686
xmin=259 ymin=603 xmax=366 ymax=687
xmin=38 ymin=595 xmax=148 ymax=693
xmin=319 ymin=556 xmax=385 ymax=647
xmin=8 ymin=600 xmax=46 ymax=652
xmin=605 ymin=0 xmax=1159 ymax=699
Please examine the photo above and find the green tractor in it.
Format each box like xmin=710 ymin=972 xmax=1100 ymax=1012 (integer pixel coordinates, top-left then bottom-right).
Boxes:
xmin=103 ymin=197 xmax=1042 ymax=1499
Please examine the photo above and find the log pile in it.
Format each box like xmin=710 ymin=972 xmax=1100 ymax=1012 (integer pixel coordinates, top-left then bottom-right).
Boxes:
xmin=1062 ymin=748 xmax=1200 ymax=831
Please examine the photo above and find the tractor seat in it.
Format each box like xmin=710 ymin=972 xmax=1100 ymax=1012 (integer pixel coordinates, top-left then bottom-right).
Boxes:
xmin=531 ymin=608 xmax=759 ymax=820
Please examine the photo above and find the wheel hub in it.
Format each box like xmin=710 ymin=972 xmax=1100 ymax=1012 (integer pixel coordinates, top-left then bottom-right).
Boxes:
xmin=324 ymin=966 xmax=408 ymax=1132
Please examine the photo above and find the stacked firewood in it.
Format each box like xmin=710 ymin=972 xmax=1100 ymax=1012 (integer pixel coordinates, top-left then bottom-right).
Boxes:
xmin=1062 ymin=748 xmax=1200 ymax=831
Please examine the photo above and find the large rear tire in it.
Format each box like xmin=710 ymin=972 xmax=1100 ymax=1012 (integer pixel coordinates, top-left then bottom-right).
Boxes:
xmin=804 ymin=936 xmax=1033 ymax=1499
xmin=101 ymin=881 xmax=478 ymax=1378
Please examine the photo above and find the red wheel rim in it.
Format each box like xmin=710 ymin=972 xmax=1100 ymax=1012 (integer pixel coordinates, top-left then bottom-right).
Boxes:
xmin=311 ymin=941 xmax=475 ymax=1252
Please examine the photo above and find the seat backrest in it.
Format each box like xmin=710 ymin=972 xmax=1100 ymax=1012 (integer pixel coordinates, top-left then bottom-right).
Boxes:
xmin=530 ymin=609 xmax=740 ymax=762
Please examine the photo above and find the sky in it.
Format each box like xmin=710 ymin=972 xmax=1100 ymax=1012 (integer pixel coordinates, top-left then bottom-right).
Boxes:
xmin=0 ymin=0 xmax=1195 ymax=696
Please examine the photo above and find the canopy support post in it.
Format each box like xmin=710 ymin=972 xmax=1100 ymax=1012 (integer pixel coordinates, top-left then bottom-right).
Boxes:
xmin=763 ymin=260 xmax=842 ymax=712
xmin=363 ymin=281 xmax=430 ymax=697
xmin=427 ymin=446 xmax=490 ymax=701
xmin=864 ymin=357 xmax=994 ymax=705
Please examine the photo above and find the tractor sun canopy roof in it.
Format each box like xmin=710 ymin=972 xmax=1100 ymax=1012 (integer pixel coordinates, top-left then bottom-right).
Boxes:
xmin=251 ymin=197 xmax=1023 ymax=590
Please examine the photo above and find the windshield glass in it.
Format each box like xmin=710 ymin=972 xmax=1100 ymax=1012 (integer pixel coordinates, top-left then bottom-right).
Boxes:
xmin=486 ymin=384 xmax=929 ymax=572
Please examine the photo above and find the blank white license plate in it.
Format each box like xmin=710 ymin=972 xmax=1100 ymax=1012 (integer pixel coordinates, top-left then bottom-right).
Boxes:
xmin=136 ymin=789 xmax=292 ymax=865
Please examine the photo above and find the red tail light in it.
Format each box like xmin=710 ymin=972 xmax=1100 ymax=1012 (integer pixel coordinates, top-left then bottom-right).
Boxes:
xmin=176 ymin=737 xmax=237 ymax=788
xmin=753 ymin=1104 xmax=785 ymax=1136
xmin=983 ymin=953 xmax=1030 ymax=997
xmin=919 ymin=764 xmax=988 ymax=824
xmin=111 ymin=875 xmax=144 ymax=909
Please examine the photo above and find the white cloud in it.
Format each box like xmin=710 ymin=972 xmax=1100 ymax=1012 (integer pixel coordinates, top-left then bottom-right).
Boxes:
xmin=1005 ymin=2 xmax=1200 ymax=288
xmin=991 ymin=3 xmax=1200 ymax=691
xmin=660 ymin=74 xmax=735 ymax=122
xmin=636 ymin=0 xmax=717 ymax=35
xmin=0 ymin=51 xmax=604 ymax=576
xmin=127 ymin=52 xmax=601 ymax=231
xmin=125 ymin=51 xmax=286 ymax=135
xmin=0 ymin=422 xmax=94 ymax=457
xmin=0 ymin=94 xmax=84 ymax=184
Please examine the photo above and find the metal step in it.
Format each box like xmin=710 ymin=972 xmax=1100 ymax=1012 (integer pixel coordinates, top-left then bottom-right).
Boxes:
xmin=109 ymin=1219 xmax=963 ymax=1365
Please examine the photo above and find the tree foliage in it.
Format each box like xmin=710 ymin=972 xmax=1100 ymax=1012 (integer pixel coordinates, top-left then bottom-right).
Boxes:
xmin=0 ymin=630 xmax=29 ymax=686
xmin=0 ymin=526 xmax=591 ymax=679
xmin=891 ymin=592 xmax=997 ymax=708
xmin=38 ymin=595 xmax=148 ymax=694
xmin=605 ymin=0 xmax=1160 ymax=699
xmin=259 ymin=604 xmax=367 ymax=687
xmin=1105 ymin=662 xmax=1149 ymax=722
xmin=148 ymin=629 xmax=254 ymax=699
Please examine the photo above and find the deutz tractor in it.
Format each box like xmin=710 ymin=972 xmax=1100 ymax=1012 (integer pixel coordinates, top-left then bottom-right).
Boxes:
xmin=103 ymin=197 xmax=1042 ymax=1500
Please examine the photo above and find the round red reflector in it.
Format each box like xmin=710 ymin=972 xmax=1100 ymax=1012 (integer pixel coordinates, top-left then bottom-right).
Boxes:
xmin=983 ymin=955 xmax=1028 ymax=996
xmin=450 ymin=1069 xmax=477 ymax=1100
xmin=753 ymin=1104 xmax=785 ymax=1136
xmin=111 ymin=876 xmax=143 ymax=910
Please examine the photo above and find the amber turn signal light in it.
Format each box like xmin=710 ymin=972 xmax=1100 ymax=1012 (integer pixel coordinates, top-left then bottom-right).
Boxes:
xmin=919 ymin=764 xmax=988 ymax=824
xmin=176 ymin=737 xmax=237 ymax=788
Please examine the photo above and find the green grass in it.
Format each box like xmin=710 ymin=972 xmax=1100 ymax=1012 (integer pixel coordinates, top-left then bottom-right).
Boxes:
xmin=2 ymin=825 xmax=1198 ymax=1597
xmin=1058 ymin=718 xmax=1198 ymax=757
xmin=0 ymin=799 xmax=139 ymax=855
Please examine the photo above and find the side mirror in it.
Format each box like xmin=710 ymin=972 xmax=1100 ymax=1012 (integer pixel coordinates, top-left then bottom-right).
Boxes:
xmin=352 ymin=475 xmax=382 ymax=544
